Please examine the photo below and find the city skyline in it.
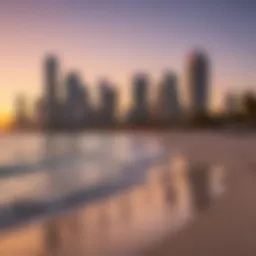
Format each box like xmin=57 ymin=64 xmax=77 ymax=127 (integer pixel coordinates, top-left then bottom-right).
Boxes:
xmin=12 ymin=48 xmax=256 ymax=131
xmin=14 ymin=51 xmax=212 ymax=130
xmin=4 ymin=48 xmax=256 ymax=131
xmin=1 ymin=1 xmax=256 ymax=128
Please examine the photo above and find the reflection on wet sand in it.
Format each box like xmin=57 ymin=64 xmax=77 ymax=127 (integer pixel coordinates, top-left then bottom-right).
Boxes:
xmin=0 ymin=155 xmax=226 ymax=256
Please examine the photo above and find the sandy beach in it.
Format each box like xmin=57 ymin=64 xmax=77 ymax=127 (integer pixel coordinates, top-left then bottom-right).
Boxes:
xmin=147 ymin=131 xmax=256 ymax=256
xmin=0 ymin=131 xmax=256 ymax=256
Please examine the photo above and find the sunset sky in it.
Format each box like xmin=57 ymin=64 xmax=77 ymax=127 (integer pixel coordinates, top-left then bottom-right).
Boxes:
xmin=0 ymin=0 xmax=256 ymax=124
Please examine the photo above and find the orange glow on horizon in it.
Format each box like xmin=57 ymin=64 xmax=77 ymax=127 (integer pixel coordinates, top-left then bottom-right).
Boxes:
xmin=0 ymin=113 xmax=14 ymax=131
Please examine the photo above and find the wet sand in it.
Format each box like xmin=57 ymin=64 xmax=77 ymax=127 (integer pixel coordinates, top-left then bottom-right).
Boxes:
xmin=147 ymin=131 xmax=256 ymax=256
xmin=1 ymin=131 xmax=256 ymax=255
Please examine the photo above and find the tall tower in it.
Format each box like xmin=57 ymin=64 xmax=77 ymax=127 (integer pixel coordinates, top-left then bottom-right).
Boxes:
xmin=158 ymin=71 xmax=180 ymax=122
xmin=225 ymin=93 xmax=238 ymax=117
xmin=15 ymin=95 xmax=28 ymax=128
xmin=66 ymin=72 xmax=84 ymax=127
xmin=44 ymin=55 xmax=59 ymax=127
xmin=66 ymin=72 xmax=81 ymax=105
xmin=34 ymin=97 xmax=46 ymax=128
xmin=133 ymin=73 xmax=148 ymax=110
xmin=80 ymin=84 xmax=92 ymax=126
xmin=128 ymin=73 xmax=150 ymax=124
xmin=98 ymin=79 xmax=117 ymax=125
xmin=187 ymin=51 xmax=209 ymax=116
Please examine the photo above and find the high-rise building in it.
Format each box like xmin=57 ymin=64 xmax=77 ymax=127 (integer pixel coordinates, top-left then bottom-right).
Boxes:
xmin=34 ymin=97 xmax=46 ymax=128
xmin=128 ymin=73 xmax=150 ymax=124
xmin=225 ymin=93 xmax=238 ymax=117
xmin=66 ymin=72 xmax=81 ymax=104
xmin=80 ymin=84 xmax=93 ymax=126
xmin=187 ymin=51 xmax=209 ymax=116
xmin=133 ymin=73 xmax=148 ymax=110
xmin=98 ymin=79 xmax=117 ymax=125
xmin=44 ymin=55 xmax=59 ymax=127
xmin=66 ymin=72 xmax=85 ymax=127
xmin=15 ymin=95 xmax=28 ymax=128
xmin=157 ymin=72 xmax=180 ymax=122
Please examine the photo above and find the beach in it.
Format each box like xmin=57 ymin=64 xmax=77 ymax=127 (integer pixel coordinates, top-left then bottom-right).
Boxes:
xmin=0 ymin=131 xmax=256 ymax=255
xmin=147 ymin=131 xmax=256 ymax=256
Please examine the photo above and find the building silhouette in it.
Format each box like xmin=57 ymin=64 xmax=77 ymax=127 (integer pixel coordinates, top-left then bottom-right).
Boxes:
xmin=15 ymin=95 xmax=28 ymax=129
xmin=34 ymin=97 xmax=46 ymax=128
xmin=127 ymin=73 xmax=150 ymax=125
xmin=13 ymin=49 xmax=245 ymax=131
xmin=187 ymin=51 xmax=209 ymax=116
xmin=98 ymin=79 xmax=117 ymax=126
xmin=44 ymin=55 xmax=59 ymax=128
xmin=225 ymin=93 xmax=238 ymax=117
xmin=66 ymin=72 xmax=85 ymax=128
xmin=80 ymin=84 xmax=93 ymax=127
xmin=157 ymin=71 xmax=180 ymax=123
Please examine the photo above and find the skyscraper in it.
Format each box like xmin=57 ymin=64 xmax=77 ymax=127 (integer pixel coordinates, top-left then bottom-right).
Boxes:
xmin=34 ymin=97 xmax=46 ymax=128
xmin=157 ymin=71 xmax=180 ymax=122
xmin=44 ymin=55 xmax=59 ymax=128
xmin=128 ymin=73 xmax=150 ymax=124
xmin=133 ymin=73 xmax=148 ymax=110
xmin=66 ymin=72 xmax=81 ymax=104
xmin=66 ymin=72 xmax=85 ymax=127
xmin=225 ymin=93 xmax=238 ymax=117
xmin=98 ymin=79 xmax=117 ymax=125
xmin=15 ymin=94 xmax=28 ymax=128
xmin=79 ymin=84 xmax=93 ymax=126
xmin=187 ymin=51 xmax=209 ymax=116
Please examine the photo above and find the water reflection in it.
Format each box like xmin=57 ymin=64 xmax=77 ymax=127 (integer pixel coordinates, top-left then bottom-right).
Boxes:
xmin=0 ymin=135 xmax=226 ymax=256
xmin=38 ymin=157 xmax=225 ymax=255
xmin=44 ymin=221 xmax=59 ymax=254
xmin=0 ymin=134 xmax=167 ymax=209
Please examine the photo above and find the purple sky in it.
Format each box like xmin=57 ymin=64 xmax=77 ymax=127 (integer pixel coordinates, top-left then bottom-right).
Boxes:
xmin=0 ymin=0 xmax=256 ymax=117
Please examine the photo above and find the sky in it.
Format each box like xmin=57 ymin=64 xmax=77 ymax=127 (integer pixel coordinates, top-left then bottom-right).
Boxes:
xmin=0 ymin=0 xmax=256 ymax=123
